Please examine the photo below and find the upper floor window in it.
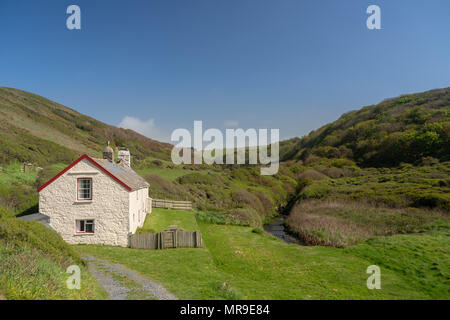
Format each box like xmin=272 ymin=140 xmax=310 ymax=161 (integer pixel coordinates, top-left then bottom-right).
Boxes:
xmin=77 ymin=178 xmax=92 ymax=200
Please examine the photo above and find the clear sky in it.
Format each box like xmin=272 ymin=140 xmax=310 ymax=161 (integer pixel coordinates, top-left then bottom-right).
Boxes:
xmin=0 ymin=0 xmax=449 ymax=142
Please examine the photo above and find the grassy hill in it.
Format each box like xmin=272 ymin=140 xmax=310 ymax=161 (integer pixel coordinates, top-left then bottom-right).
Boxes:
xmin=0 ymin=207 xmax=107 ymax=299
xmin=0 ymin=87 xmax=295 ymax=224
xmin=282 ymin=87 xmax=450 ymax=167
xmin=0 ymin=87 xmax=172 ymax=166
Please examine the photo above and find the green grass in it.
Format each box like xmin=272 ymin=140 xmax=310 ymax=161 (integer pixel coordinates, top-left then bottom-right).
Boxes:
xmin=0 ymin=208 xmax=107 ymax=299
xmin=346 ymin=231 xmax=450 ymax=299
xmin=137 ymin=167 xmax=196 ymax=182
xmin=0 ymin=245 xmax=107 ymax=300
xmin=137 ymin=208 xmax=199 ymax=233
xmin=0 ymin=163 xmax=38 ymax=187
xmin=77 ymin=208 xmax=448 ymax=299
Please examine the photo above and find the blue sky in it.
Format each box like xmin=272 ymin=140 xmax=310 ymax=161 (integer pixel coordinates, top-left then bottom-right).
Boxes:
xmin=0 ymin=0 xmax=449 ymax=142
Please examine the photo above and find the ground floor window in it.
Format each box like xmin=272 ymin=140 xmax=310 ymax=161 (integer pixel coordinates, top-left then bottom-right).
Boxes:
xmin=76 ymin=219 xmax=95 ymax=233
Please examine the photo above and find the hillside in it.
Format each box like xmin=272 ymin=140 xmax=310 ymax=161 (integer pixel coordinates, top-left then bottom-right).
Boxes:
xmin=0 ymin=87 xmax=449 ymax=300
xmin=282 ymin=87 xmax=450 ymax=167
xmin=0 ymin=207 xmax=107 ymax=299
xmin=0 ymin=86 xmax=448 ymax=230
xmin=0 ymin=87 xmax=172 ymax=166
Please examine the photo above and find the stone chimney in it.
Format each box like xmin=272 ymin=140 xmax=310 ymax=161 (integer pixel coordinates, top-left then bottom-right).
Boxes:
xmin=117 ymin=147 xmax=131 ymax=167
xmin=103 ymin=141 xmax=114 ymax=162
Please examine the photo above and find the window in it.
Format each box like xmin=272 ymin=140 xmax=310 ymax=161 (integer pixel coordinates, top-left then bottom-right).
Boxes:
xmin=77 ymin=178 xmax=92 ymax=200
xmin=76 ymin=220 xmax=94 ymax=234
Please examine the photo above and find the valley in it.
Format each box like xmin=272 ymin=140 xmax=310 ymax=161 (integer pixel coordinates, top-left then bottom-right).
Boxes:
xmin=0 ymin=86 xmax=449 ymax=299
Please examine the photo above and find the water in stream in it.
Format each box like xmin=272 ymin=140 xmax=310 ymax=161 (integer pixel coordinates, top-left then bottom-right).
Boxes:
xmin=263 ymin=216 xmax=302 ymax=244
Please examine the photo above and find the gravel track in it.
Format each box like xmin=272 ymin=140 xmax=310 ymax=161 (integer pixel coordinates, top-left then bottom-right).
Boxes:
xmin=82 ymin=255 xmax=178 ymax=300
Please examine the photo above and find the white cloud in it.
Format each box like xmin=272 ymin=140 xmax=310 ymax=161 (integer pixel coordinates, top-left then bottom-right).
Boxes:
xmin=223 ymin=120 xmax=239 ymax=127
xmin=118 ymin=116 xmax=168 ymax=142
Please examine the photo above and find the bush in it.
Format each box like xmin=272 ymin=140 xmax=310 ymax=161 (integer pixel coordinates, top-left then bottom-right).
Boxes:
xmin=231 ymin=190 xmax=265 ymax=216
xmin=229 ymin=207 xmax=261 ymax=227
xmin=297 ymin=169 xmax=327 ymax=181
xmin=251 ymin=228 xmax=264 ymax=235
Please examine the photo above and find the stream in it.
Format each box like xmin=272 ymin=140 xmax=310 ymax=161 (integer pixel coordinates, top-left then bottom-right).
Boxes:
xmin=263 ymin=215 xmax=302 ymax=244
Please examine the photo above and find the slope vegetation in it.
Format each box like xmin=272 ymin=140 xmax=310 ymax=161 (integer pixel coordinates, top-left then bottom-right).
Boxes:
xmin=283 ymin=87 xmax=450 ymax=167
xmin=0 ymin=87 xmax=172 ymax=166
xmin=0 ymin=207 xmax=107 ymax=299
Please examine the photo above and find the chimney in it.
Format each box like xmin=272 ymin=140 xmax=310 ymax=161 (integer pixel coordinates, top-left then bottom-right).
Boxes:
xmin=117 ymin=147 xmax=131 ymax=167
xmin=102 ymin=141 xmax=114 ymax=162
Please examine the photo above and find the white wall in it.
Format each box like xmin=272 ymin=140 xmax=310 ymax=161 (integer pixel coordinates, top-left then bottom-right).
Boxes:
xmin=128 ymin=187 xmax=149 ymax=234
xmin=39 ymin=159 xmax=130 ymax=246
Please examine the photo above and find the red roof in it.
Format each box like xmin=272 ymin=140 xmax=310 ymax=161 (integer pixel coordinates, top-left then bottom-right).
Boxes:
xmin=37 ymin=154 xmax=132 ymax=192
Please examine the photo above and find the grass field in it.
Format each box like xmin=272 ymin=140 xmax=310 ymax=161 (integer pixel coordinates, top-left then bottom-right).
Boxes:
xmin=77 ymin=209 xmax=449 ymax=299
xmin=137 ymin=208 xmax=199 ymax=233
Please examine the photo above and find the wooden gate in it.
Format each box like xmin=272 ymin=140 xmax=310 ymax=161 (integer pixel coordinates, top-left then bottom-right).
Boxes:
xmin=129 ymin=228 xmax=203 ymax=250
xmin=162 ymin=231 xmax=175 ymax=248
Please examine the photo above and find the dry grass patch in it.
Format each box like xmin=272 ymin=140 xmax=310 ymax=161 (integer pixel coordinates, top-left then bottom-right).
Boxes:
xmin=287 ymin=199 xmax=449 ymax=247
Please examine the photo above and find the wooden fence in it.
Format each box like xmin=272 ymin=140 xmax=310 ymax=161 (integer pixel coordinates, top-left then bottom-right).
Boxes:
xmin=150 ymin=198 xmax=192 ymax=210
xmin=129 ymin=229 xmax=202 ymax=250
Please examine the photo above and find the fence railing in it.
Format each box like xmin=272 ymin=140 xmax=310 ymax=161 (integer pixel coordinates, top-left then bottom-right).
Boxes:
xmin=150 ymin=198 xmax=193 ymax=210
xmin=129 ymin=229 xmax=202 ymax=250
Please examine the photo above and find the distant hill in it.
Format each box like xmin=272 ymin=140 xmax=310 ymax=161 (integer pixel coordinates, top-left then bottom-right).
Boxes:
xmin=0 ymin=87 xmax=172 ymax=166
xmin=2 ymin=86 xmax=448 ymax=169
xmin=281 ymin=87 xmax=450 ymax=167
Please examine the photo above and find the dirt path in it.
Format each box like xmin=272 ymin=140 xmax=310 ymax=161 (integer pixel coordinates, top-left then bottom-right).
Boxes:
xmin=82 ymin=255 xmax=178 ymax=300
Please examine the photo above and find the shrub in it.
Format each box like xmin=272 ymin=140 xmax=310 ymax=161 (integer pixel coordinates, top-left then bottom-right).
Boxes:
xmin=229 ymin=207 xmax=261 ymax=227
xmin=251 ymin=227 xmax=264 ymax=235
xmin=231 ymin=190 xmax=265 ymax=216
xmin=296 ymin=169 xmax=327 ymax=181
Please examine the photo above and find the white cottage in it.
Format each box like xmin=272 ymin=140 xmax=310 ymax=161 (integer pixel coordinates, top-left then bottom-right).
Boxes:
xmin=38 ymin=145 xmax=151 ymax=247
